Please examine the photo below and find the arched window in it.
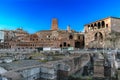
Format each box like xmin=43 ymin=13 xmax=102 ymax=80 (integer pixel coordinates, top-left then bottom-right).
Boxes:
xmin=78 ymin=36 xmax=80 ymax=40
xmin=63 ymin=42 xmax=66 ymax=47
xmin=101 ymin=21 xmax=105 ymax=28
xmin=91 ymin=24 xmax=93 ymax=27
xmin=60 ymin=44 xmax=62 ymax=48
xmin=68 ymin=44 xmax=70 ymax=47
xmin=75 ymin=41 xmax=80 ymax=48
xmin=69 ymin=35 xmax=73 ymax=39
xmin=98 ymin=22 xmax=101 ymax=29
xmin=94 ymin=32 xmax=103 ymax=41
xmin=94 ymin=23 xmax=97 ymax=26
xmin=88 ymin=25 xmax=90 ymax=30
xmin=91 ymin=24 xmax=94 ymax=30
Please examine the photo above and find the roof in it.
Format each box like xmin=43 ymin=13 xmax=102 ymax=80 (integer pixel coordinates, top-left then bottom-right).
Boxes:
xmin=84 ymin=16 xmax=120 ymax=26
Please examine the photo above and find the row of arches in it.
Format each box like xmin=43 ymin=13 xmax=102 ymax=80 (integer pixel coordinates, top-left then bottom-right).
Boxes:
xmin=88 ymin=21 xmax=108 ymax=30
xmin=59 ymin=42 xmax=70 ymax=48
xmin=59 ymin=41 xmax=84 ymax=48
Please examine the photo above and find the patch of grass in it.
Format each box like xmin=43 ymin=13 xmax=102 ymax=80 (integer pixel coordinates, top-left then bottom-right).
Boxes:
xmin=30 ymin=53 xmax=44 ymax=58
xmin=68 ymin=75 xmax=92 ymax=80
xmin=38 ymin=59 xmax=48 ymax=63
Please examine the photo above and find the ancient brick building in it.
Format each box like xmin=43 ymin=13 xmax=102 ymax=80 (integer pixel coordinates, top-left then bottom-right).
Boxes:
xmin=36 ymin=18 xmax=84 ymax=49
xmin=0 ymin=28 xmax=29 ymax=49
xmin=84 ymin=17 xmax=120 ymax=48
xmin=0 ymin=18 xmax=84 ymax=50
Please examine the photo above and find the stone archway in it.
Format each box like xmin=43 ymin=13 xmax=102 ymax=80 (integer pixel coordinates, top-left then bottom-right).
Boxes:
xmin=69 ymin=35 xmax=73 ymax=40
xmin=75 ymin=41 xmax=80 ymax=48
xmin=94 ymin=32 xmax=103 ymax=41
xmin=93 ymin=32 xmax=104 ymax=48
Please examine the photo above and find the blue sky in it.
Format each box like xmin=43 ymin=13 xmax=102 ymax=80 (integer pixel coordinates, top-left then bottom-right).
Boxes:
xmin=0 ymin=0 xmax=120 ymax=33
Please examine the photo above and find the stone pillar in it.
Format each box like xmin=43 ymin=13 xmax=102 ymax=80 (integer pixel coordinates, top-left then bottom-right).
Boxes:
xmin=93 ymin=59 xmax=105 ymax=79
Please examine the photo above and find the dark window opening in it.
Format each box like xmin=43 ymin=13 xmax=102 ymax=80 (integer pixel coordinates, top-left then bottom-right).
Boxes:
xmin=101 ymin=21 xmax=105 ymax=28
xmin=91 ymin=24 xmax=94 ymax=30
xmin=63 ymin=42 xmax=66 ymax=47
xmin=98 ymin=22 xmax=101 ymax=29
xmin=78 ymin=36 xmax=80 ymax=40
xmin=69 ymin=35 xmax=73 ymax=39
xmin=60 ymin=44 xmax=62 ymax=48
xmin=68 ymin=44 xmax=70 ymax=47
xmin=94 ymin=23 xmax=97 ymax=26
xmin=75 ymin=41 xmax=80 ymax=48
xmin=91 ymin=24 xmax=93 ymax=27
xmin=106 ymin=24 xmax=108 ymax=28
xmin=88 ymin=25 xmax=90 ymax=27
xmin=75 ymin=41 xmax=84 ymax=49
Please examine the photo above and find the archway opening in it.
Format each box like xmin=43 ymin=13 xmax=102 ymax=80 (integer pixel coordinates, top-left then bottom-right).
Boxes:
xmin=60 ymin=44 xmax=62 ymax=48
xmin=94 ymin=32 xmax=103 ymax=41
xmin=63 ymin=42 xmax=66 ymax=47
xmin=78 ymin=36 xmax=80 ymax=40
xmin=69 ymin=35 xmax=73 ymax=39
xmin=91 ymin=24 xmax=94 ymax=30
xmin=75 ymin=41 xmax=80 ymax=48
xmin=101 ymin=21 xmax=105 ymax=28
xmin=94 ymin=23 xmax=97 ymax=26
xmin=88 ymin=25 xmax=90 ymax=30
xmin=68 ymin=44 xmax=70 ymax=47
xmin=94 ymin=23 xmax=97 ymax=29
xmin=98 ymin=22 xmax=101 ymax=29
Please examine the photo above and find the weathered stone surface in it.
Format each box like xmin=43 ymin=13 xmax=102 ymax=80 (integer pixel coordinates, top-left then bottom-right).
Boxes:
xmin=84 ymin=17 xmax=120 ymax=49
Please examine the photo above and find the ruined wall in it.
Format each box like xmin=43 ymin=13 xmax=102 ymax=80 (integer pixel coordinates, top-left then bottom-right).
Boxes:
xmin=101 ymin=30 xmax=120 ymax=49
xmin=36 ymin=30 xmax=84 ymax=49
xmin=111 ymin=18 xmax=120 ymax=32
xmin=84 ymin=17 xmax=115 ymax=48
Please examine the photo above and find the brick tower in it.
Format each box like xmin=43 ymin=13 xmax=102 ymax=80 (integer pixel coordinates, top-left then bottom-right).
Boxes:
xmin=51 ymin=18 xmax=58 ymax=30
